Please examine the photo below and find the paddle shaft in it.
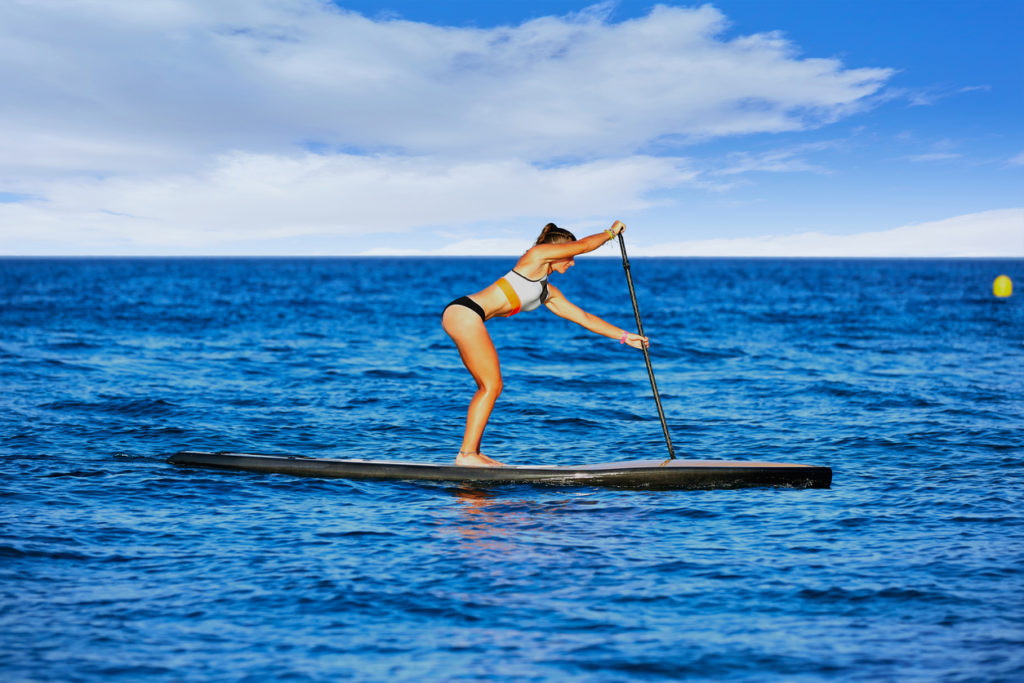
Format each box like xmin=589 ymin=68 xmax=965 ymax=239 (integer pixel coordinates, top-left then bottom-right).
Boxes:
xmin=617 ymin=234 xmax=676 ymax=459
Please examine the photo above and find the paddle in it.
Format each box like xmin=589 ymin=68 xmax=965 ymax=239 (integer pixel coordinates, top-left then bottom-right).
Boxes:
xmin=617 ymin=233 xmax=676 ymax=460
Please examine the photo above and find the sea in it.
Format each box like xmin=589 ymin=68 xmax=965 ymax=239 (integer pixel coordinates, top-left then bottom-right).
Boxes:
xmin=2 ymin=256 xmax=1022 ymax=682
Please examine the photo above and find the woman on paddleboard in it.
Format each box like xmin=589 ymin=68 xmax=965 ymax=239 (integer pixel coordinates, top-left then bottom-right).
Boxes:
xmin=442 ymin=221 xmax=648 ymax=466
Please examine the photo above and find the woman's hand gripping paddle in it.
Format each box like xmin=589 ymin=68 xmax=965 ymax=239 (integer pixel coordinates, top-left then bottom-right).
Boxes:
xmin=618 ymin=233 xmax=676 ymax=463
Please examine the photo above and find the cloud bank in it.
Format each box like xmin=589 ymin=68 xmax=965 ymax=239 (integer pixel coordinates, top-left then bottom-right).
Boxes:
xmin=357 ymin=209 xmax=1024 ymax=257
xmin=1 ymin=1 xmax=890 ymax=169
xmin=0 ymin=0 xmax=900 ymax=254
xmin=633 ymin=208 xmax=1024 ymax=258
xmin=0 ymin=152 xmax=693 ymax=251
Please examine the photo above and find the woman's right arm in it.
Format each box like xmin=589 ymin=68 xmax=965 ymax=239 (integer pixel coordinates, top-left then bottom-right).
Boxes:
xmin=531 ymin=221 xmax=624 ymax=261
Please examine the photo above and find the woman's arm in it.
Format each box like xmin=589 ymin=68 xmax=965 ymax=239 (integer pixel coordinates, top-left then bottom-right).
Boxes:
xmin=530 ymin=221 xmax=624 ymax=262
xmin=544 ymin=284 xmax=648 ymax=349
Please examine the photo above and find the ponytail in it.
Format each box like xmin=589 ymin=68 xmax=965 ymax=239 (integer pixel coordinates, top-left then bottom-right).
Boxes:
xmin=535 ymin=223 xmax=577 ymax=245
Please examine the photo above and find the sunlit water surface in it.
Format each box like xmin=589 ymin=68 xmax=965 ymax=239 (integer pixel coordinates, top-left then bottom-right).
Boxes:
xmin=2 ymin=257 xmax=1022 ymax=681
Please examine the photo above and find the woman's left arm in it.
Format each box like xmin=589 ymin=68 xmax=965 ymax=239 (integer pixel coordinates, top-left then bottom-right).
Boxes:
xmin=544 ymin=285 xmax=648 ymax=349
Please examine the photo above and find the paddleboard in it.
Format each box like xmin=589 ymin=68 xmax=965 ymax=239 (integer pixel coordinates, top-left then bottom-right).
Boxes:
xmin=167 ymin=451 xmax=832 ymax=490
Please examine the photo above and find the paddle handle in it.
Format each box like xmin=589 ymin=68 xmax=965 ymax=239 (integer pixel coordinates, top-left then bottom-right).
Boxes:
xmin=617 ymin=234 xmax=675 ymax=459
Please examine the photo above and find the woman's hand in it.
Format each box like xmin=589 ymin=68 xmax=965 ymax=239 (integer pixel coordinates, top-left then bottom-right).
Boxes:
xmin=622 ymin=332 xmax=648 ymax=350
xmin=610 ymin=220 xmax=626 ymax=236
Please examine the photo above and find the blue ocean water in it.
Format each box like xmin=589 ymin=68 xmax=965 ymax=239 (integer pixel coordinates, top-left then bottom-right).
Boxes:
xmin=1 ymin=256 xmax=1022 ymax=681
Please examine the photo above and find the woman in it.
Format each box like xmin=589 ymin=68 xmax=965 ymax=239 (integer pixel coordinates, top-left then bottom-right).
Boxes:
xmin=442 ymin=220 xmax=649 ymax=466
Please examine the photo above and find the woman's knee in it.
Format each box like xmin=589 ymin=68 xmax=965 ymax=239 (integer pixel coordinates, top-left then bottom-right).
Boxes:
xmin=477 ymin=376 xmax=502 ymax=397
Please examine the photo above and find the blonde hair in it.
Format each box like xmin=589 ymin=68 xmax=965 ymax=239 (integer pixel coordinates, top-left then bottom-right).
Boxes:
xmin=535 ymin=223 xmax=576 ymax=245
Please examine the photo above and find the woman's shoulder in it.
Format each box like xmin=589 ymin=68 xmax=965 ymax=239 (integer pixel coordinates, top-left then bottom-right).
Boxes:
xmin=512 ymin=247 xmax=550 ymax=278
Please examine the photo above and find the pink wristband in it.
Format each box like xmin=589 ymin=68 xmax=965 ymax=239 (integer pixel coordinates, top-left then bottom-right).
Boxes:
xmin=619 ymin=331 xmax=629 ymax=344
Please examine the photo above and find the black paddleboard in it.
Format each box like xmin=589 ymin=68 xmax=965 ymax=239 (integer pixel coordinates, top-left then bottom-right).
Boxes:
xmin=167 ymin=451 xmax=832 ymax=490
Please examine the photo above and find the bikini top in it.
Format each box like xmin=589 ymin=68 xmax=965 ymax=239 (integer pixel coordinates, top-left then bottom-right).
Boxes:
xmin=496 ymin=269 xmax=549 ymax=315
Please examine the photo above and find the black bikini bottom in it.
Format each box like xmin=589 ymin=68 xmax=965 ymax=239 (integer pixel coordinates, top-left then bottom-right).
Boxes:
xmin=444 ymin=296 xmax=485 ymax=321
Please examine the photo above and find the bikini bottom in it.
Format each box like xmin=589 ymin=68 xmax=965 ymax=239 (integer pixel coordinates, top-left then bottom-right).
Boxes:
xmin=443 ymin=296 xmax=485 ymax=321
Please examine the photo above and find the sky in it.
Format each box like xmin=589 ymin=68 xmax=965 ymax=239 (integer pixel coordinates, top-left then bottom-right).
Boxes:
xmin=1 ymin=0 xmax=1021 ymax=256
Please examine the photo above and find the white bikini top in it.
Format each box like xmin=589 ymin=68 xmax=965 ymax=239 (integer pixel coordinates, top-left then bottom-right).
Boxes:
xmin=496 ymin=269 xmax=549 ymax=315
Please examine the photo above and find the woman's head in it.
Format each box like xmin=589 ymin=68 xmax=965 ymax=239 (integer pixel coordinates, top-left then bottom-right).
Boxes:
xmin=535 ymin=223 xmax=578 ymax=274
xmin=535 ymin=223 xmax=576 ymax=245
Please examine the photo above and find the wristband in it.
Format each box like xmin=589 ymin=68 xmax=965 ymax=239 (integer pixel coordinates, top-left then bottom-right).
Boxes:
xmin=605 ymin=229 xmax=616 ymax=240
xmin=620 ymin=331 xmax=629 ymax=344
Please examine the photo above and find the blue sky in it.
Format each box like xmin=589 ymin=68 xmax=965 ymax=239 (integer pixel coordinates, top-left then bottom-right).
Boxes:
xmin=1 ymin=0 xmax=1021 ymax=256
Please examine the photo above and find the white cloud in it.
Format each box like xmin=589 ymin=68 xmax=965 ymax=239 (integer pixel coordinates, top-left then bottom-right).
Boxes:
xmin=1009 ymin=151 xmax=1024 ymax=166
xmin=712 ymin=143 xmax=839 ymax=176
xmin=901 ymin=138 xmax=962 ymax=164
xmin=906 ymin=84 xmax=991 ymax=107
xmin=904 ymin=152 xmax=962 ymax=163
xmin=631 ymin=208 xmax=1024 ymax=257
xmin=0 ymin=1 xmax=897 ymax=254
xmin=364 ymin=238 xmax=529 ymax=257
xmin=0 ymin=152 xmax=693 ymax=253
xmin=0 ymin=0 xmax=892 ymax=176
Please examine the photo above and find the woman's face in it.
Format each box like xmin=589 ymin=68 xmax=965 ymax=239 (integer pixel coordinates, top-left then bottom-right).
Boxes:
xmin=551 ymin=256 xmax=575 ymax=274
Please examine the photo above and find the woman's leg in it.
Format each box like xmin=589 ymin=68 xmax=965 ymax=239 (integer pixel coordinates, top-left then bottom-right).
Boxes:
xmin=442 ymin=305 xmax=504 ymax=466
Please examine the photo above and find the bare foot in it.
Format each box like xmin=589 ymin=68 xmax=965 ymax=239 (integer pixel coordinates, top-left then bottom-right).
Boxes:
xmin=455 ymin=451 xmax=504 ymax=467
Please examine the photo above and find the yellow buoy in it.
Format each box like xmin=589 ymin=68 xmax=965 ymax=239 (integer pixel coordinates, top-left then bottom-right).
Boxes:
xmin=993 ymin=275 xmax=1013 ymax=298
